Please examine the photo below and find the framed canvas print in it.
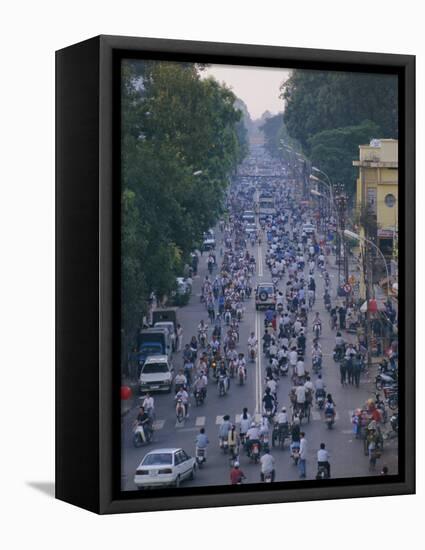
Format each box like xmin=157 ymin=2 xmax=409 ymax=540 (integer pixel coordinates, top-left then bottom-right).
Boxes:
xmin=56 ymin=35 xmax=415 ymax=514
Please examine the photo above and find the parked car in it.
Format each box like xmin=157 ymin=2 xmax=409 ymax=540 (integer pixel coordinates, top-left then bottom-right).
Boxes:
xmin=134 ymin=448 xmax=196 ymax=489
xmin=255 ymin=283 xmax=276 ymax=310
xmin=139 ymin=355 xmax=174 ymax=393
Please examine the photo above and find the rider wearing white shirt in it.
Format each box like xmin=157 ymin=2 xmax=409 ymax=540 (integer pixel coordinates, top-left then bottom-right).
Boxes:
xmin=295 ymin=385 xmax=306 ymax=404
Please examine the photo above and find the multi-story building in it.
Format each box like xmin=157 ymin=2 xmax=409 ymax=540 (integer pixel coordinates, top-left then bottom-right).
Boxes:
xmin=353 ymin=138 xmax=398 ymax=257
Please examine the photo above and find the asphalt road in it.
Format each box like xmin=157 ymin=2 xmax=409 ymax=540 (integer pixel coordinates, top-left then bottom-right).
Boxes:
xmin=121 ymin=215 xmax=398 ymax=491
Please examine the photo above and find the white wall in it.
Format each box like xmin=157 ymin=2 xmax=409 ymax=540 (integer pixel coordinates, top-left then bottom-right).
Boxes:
xmin=0 ymin=1 xmax=422 ymax=548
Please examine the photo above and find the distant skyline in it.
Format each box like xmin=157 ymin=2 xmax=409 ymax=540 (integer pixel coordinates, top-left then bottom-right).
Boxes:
xmin=204 ymin=64 xmax=291 ymax=119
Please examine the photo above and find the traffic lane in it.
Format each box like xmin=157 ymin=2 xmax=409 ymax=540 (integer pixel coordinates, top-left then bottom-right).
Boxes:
xmin=257 ymin=239 xmax=382 ymax=480
xmin=122 ymin=242 xmax=262 ymax=489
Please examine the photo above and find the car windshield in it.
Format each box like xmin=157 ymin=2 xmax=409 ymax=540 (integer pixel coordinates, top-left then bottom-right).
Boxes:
xmin=142 ymin=453 xmax=173 ymax=466
xmin=142 ymin=363 xmax=169 ymax=374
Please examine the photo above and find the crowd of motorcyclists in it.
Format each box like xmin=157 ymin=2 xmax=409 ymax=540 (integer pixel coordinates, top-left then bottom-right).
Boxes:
xmin=131 ymin=147 xmax=398 ymax=484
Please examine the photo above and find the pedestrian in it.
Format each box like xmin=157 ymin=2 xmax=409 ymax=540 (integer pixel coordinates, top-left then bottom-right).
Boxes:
xmin=346 ymin=357 xmax=354 ymax=385
xmin=338 ymin=305 xmax=346 ymax=330
xmin=353 ymin=354 xmax=362 ymax=388
xmin=339 ymin=359 xmax=347 ymax=386
xmin=176 ymin=324 xmax=183 ymax=352
xmin=299 ymin=432 xmax=307 ymax=478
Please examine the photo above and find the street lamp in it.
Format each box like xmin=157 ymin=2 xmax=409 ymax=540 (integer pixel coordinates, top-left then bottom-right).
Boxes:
xmin=344 ymin=229 xmax=390 ymax=298
xmin=193 ymin=170 xmax=203 ymax=176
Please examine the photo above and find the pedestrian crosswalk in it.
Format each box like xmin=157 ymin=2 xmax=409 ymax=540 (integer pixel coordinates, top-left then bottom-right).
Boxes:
xmin=152 ymin=409 xmax=354 ymax=431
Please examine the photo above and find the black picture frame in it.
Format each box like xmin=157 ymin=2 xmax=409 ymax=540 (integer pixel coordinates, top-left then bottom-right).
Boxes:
xmin=56 ymin=35 xmax=415 ymax=514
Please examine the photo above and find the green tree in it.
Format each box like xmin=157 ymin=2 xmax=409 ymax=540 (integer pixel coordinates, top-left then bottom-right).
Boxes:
xmin=308 ymin=120 xmax=380 ymax=194
xmin=120 ymin=59 xmax=247 ymax=360
xmin=282 ymin=70 xmax=398 ymax=153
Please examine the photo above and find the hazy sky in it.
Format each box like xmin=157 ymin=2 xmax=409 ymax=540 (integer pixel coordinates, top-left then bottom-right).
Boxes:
xmin=204 ymin=64 xmax=291 ymax=120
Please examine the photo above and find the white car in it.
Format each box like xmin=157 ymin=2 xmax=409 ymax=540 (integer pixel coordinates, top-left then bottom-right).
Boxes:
xmin=139 ymin=355 xmax=174 ymax=393
xmin=134 ymin=448 xmax=196 ymax=489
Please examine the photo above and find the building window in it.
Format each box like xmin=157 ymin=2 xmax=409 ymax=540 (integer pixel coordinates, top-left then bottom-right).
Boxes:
xmin=385 ymin=193 xmax=396 ymax=207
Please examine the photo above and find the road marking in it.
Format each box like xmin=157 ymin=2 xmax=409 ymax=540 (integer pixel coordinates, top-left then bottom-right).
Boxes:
xmin=153 ymin=420 xmax=165 ymax=430
xmin=215 ymin=415 xmax=225 ymax=425
xmin=195 ymin=416 xmax=206 ymax=427
xmin=258 ymin=248 xmax=263 ymax=277
xmin=341 ymin=429 xmax=353 ymax=434
xmin=311 ymin=411 xmax=321 ymax=421
xmin=235 ymin=414 xmax=241 ymax=424
xmin=254 ymin=413 xmax=262 ymax=423
xmin=175 ymin=419 xmax=186 ymax=428
xmin=255 ymin=312 xmax=263 ymax=414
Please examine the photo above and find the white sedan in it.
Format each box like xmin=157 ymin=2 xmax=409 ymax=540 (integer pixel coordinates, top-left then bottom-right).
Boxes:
xmin=134 ymin=448 xmax=196 ymax=489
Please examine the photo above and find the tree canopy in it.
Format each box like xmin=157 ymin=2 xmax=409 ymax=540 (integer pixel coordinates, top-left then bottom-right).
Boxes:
xmin=281 ymin=69 xmax=398 ymax=193
xmin=121 ymin=60 xmax=247 ymax=347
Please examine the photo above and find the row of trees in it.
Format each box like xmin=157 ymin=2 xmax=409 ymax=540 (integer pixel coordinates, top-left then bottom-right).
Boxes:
xmin=280 ymin=70 xmax=398 ymax=194
xmin=260 ymin=113 xmax=301 ymax=162
xmin=121 ymin=60 xmax=247 ymax=349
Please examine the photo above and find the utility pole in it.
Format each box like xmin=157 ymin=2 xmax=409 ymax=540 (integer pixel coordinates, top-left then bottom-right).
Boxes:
xmin=335 ymin=186 xmax=349 ymax=293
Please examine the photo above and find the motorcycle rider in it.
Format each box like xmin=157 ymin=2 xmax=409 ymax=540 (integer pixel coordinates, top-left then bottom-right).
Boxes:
xmin=262 ymin=387 xmax=276 ymax=416
xmin=247 ymin=331 xmax=258 ymax=359
xmin=174 ymin=369 xmax=188 ymax=392
xmin=245 ymin=422 xmax=261 ymax=455
xmin=311 ymin=339 xmax=323 ymax=369
xmin=239 ymin=408 xmax=252 ymax=443
xmin=218 ymin=414 xmax=231 ymax=448
xmin=193 ymin=373 xmax=207 ymax=401
xmin=195 ymin=428 xmax=209 ymax=460
xmin=230 ymin=462 xmax=246 ymax=485
xmin=175 ymin=386 xmax=190 ymax=418
xmin=324 ymin=394 xmax=336 ymax=421
xmin=260 ymin=448 xmax=276 ymax=482
xmin=312 ymin=311 xmax=322 ymax=335
xmin=134 ymin=406 xmax=153 ymax=443
xmin=334 ymin=331 xmax=345 ymax=358
xmin=217 ymin=360 xmax=230 ymax=392
xmin=317 ymin=442 xmax=331 ymax=478
xmin=142 ymin=392 xmax=155 ymax=420
xmin=315 ymin=374 xmax=326 ymax=398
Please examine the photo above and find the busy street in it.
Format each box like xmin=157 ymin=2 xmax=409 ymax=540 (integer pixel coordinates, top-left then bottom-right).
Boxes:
xmin=121 ymin=145 xmax=398 ymax=490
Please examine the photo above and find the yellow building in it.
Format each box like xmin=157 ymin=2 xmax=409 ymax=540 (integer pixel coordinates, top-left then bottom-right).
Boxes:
xmin=353 ymin=139 xmax=398 ymax=257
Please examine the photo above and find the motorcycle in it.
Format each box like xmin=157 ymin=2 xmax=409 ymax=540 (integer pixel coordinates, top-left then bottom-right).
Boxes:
xmin=312 ymin=356 xmax=322 ymax=373
xmin=176 ymin=399 xmax=185 ymax=422
xmin=218 ymin=374 xmax=227 ymax=396
xmin=375 ymin=372 xmax=397 ymax=391
xmin=290 ymin=443 xmax=300 ymax=465
xmin=194 ymin=389 xmax=205 ymax=407
xmin=313 ymin=323 xmax=321 ymax=340
xmin=195 ymin=447 xmax=207 ymax=468
xmin=249 ymin=344 xmax=256 ymax=363
xmin=333 ymin=345 xmax=345 ymax=362
xmin=263 ymin=471 xmax=273 ymax=483
xmin=316 ymin=390 xmax=325 ymax=409
xmin=133 ymin=423 xmax=153 ymax=447
xmin=199 ymin=330 xmax=207 ymax=348
xmin=316 ymin=464 xmax=329 ymax=480
xmin=325 ymin=412 xmax=334 ymax=429
xmin=238 ymin=366 xmax=246 ymax=386
xmin=248 ymin=441 xmax=261 ymax=463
